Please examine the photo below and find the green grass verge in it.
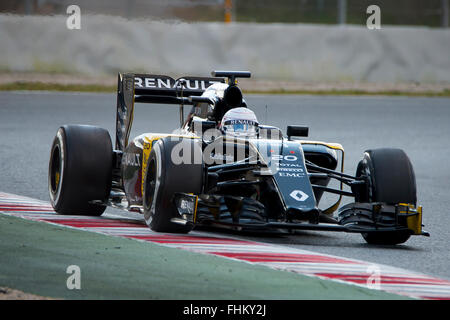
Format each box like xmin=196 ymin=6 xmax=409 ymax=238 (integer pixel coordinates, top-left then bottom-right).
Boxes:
xmin=0 ymin=214 xmax=407 ymax=300
xmin=1 ymin=81 xmax=449 ymax=97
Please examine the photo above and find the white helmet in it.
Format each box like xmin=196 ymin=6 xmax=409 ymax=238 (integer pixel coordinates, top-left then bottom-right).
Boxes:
xmin=220 ymin=107 xmax=259 ymax=138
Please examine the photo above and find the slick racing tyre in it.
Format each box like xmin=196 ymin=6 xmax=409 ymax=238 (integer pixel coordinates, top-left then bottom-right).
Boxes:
xmin=143 ymin=137 xmax=203 ymax=233
xmin=356 ymin=148 xmax=417 ymax=245
xmin=48 ymin=125 xmax=112 ymax=216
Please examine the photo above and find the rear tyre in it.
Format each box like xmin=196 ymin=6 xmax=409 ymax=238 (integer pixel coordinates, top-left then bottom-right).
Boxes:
xmin=356 ymin=148 xmax=416 ymax=245
xmin=143 ymin=137 xmax=203 ymax=233
xmin=48 ymin=125 xmax=112 ymax=216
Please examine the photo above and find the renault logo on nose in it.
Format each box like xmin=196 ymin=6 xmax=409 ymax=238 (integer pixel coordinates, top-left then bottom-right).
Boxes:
xmin=290 ymin=190 xmax=309 ymax=202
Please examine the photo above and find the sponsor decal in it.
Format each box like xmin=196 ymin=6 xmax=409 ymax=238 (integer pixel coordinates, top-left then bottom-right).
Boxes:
xmin=279 ymin=172 xmax=304 ymax=178
xmin=277 ymin=166 xmax=306 ymax=178
xmin=123 ymin=153 xmax=141 ymax=167
xmin=134 ymin=76 xmax=222 ymax=91
xmin=271 ymin=154 xmax=298 ymax=162
xmin=278 ymin=163 xmax=303 ymax=167
xmin=277 ymin=167 xmax=304 ymax=172
xmin=224 ymin=119 xmax=258 ymax=126
xmin=289 ymin=190 xmax=309 ymax=202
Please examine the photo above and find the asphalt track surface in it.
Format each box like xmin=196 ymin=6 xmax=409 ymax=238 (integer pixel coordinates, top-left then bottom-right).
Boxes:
xmin=1 ymin=91 xmax=450 ymax=282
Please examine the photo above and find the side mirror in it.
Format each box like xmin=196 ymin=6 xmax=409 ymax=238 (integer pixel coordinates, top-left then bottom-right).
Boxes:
xmin=287 ymin=125 xmax=309 ymax=140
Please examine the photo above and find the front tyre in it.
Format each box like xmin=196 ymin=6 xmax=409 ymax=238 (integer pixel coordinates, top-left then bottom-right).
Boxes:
xmin=48 ymin=125 xmax=112 ymax=216
xmin=356 ymin=148 xmax=417 ymax=245
xmin=143 ymin=137 xmax=203 ymax=233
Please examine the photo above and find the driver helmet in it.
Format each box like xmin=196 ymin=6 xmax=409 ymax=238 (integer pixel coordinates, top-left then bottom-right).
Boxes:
xmin=220 ymin=107 xmax=259 ymax=138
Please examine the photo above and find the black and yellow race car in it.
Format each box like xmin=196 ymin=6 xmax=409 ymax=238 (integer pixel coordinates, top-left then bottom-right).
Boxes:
xmin=48 ymin=71 xmax=429 ymax=245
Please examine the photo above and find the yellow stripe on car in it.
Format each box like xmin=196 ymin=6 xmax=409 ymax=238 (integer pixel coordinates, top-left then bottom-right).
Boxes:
xmin=399 ymin=203 xmax=423 ymax=235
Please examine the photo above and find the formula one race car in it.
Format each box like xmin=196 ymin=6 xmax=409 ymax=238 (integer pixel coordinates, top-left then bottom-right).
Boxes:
xmin=48 ymin=70 xmax=429 ymax=245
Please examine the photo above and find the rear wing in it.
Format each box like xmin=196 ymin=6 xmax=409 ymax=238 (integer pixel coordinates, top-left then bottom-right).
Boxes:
xmin=115 ymin=73 xmax=225 ymax=151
